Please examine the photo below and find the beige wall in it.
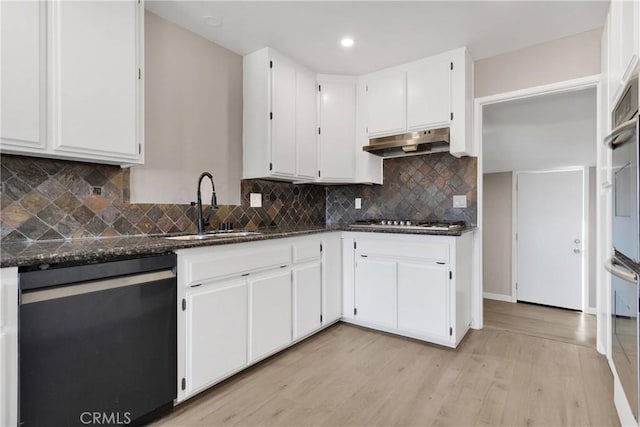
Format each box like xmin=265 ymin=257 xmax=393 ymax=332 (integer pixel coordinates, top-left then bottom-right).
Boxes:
xmin=131 ymin=11 xmax=242 ymax=205
xmin=475 ymin=29 xmax=601 ymax=98
xmin=483 ymin=172 xmax=513 ymax=297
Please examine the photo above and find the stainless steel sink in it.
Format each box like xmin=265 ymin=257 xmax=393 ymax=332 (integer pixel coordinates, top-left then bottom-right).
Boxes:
xmin=164 ymin=231 xmax=261 ymax=241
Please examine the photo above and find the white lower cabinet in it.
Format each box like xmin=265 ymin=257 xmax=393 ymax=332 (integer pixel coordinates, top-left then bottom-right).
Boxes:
xmin=397 ymin=262 xmax=450 ymax=340
xmin=322 ymin=235 xmax=343 ymax=323
xmin=292 ymin=262 xmax=322 ymax=340
xmin=184 ymin=280 xmax=247 ymax=396
xmin=177 ymin=235 xmax=338 ymax=402
xmin=249 ymin=269 xmax=293 ymax=362
xmin=347 ymin=232 xmax=473 ymax=348
xmin=354 ymin=258 xmax=397 ymax=329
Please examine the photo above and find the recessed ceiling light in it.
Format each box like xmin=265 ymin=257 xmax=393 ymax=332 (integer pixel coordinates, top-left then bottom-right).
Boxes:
xmin=203 ymin=15 xmax=223 ymax=27
xmin=340 ymin=37 xmax=354 ymax=48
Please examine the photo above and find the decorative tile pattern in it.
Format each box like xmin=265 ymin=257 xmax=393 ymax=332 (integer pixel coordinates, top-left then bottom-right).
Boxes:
xmin=0 ymin=155 xmax=326 ymax=241
xmin=326 ymin=153 xmax=477 ymax=226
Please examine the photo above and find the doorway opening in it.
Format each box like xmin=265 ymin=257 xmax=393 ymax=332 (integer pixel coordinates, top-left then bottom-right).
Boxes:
xmin=477 ymin=82 xmax=599 ymax=347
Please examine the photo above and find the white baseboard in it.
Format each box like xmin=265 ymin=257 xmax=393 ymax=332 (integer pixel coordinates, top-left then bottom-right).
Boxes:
xmin=583 ymin=306 xmax=597 ymax=315
xmin=614 ymin=370 xmax=636 ymax=426
xmin=483 ymin=292 xmax=514 ymax=303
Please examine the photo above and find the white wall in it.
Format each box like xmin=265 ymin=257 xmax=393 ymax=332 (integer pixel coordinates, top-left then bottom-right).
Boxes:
xmin=483 ymin=88 xmax=597 ymax=174
xmin=131 ymin=11 xmax=243 ymax=205
xmin=483 ymin=172 xmax=513 ymax=298
xmin=475 ymin=29 xmax=601 ymax=98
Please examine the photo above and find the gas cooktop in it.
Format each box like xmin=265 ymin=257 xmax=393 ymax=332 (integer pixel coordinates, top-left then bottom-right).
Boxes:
xmin=349 ymin=220 xmax=465 ymax=231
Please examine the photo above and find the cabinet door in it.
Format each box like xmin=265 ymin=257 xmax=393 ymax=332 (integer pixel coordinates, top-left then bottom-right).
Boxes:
xmin=249 ymin=269 xmax=292 ymax=362
xmin=293 ymin=263 xmax=322 ymax=339
xmin=49 ymin=0 xmax=141 ymax=161
xmin=185 ymin=281 xmax=248 ymax=396
xmin=406 ymin=57 xmax=451 ymax=130
xmin=295 ymin=70 xmax=318 ymax=179
xmin=364 ymin=72 xmax=405 ymax=136
xmin=354 ymin=257 xmax=396 ymax=328
xmin=0 ymin=0 xmax=45 ymax=151
xmin=319 ymin=82 xmax=356 ymax=181
xmin=322 ymin=236 xmax=343 ymax=323
xmin=397 ymin=262 xmax=450 ymax=340
xmin=270 ymin=56 xmax=297 ymax=176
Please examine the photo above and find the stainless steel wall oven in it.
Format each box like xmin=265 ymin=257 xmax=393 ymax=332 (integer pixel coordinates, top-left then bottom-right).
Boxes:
xmin=606 ymin=76 xmax=639 ymax=421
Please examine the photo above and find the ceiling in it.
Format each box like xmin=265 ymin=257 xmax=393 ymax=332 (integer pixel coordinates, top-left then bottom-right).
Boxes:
xmin=483 ymin=88 xmax=597 ymax=174
xmin=144 ymin=1 xmax=609 ymax=76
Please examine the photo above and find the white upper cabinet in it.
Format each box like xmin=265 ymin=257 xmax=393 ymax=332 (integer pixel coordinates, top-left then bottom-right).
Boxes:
xmin=243 ymin=47 xmax=317 ymax=182
xmin=50 ymin=0 xmax=142 ymax=162
xmin=0 ymin=0 xmax=144 ymax=166
xmin=608 ymin=0 xmax=639 ymax=105
xmin=270 ymin=53 xmax=297 ymax=177
xmin=318 ymin=77 xmax=356 ymax=182
xmin=295 ymin=69 xmax=318 ymax=179
xmin=364 ymin=72 xmax=406 ymax=136
xmin=359 ymin=47 xmax=473 ymax=157
xmin=0 ymin=1 xmax=45 ymax=152
xmin=406 ymin=56 xmax=451 ymax=131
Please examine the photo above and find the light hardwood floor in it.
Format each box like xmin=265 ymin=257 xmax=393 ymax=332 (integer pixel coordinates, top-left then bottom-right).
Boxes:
xmin=156 ymin=305 xmax=618 ymax=427
xmin=483 ymin=299 xmax=598 ymax=348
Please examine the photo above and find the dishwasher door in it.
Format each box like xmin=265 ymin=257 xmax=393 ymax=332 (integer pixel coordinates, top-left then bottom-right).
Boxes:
xmin=19 ymin=254 xmax=177 ymax=427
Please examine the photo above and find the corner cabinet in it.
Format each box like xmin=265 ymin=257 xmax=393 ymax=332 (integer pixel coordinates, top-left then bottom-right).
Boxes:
xmin=343 ymin=231 xmax=474 ymax=348
xmin=243 ymin=47 xmax=317 ymax=181
xmin=317 ymin=76 xmax=357 ymax=182
xmin=175 ymin=233 xmax=342 ymax=403
xmin=360 ymin=47 xmax=473 ymax=157
xmin=0 ymin=0 xmax=144 ymax=166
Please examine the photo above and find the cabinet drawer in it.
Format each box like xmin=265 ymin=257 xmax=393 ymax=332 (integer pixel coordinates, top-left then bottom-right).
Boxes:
xmin=182 ymin=244 xmax=291 ymax=286
xmin=356 ymin=239 xmax=449 ymax=263
xmin=293 ymin=239 xmax=322 ymax=263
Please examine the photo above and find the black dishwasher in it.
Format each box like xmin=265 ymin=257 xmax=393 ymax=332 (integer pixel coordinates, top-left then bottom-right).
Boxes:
xmin=18 ymin=254 xmax=177 ymax=427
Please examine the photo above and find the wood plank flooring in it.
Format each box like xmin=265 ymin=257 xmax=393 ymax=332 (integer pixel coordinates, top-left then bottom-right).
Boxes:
xmin=155 ymin=303 xmax=617 ymax=427
xmin=483 ymin=299 xmax=597 ymax=348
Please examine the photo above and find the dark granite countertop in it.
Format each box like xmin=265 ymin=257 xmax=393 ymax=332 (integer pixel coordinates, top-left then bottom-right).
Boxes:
xmin=0 ymin=225 xmax=476 ymax=268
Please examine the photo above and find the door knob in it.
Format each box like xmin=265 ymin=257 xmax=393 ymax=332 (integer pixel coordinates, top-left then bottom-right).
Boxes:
xmin=574 ymin=249 xmax=581 ymax=253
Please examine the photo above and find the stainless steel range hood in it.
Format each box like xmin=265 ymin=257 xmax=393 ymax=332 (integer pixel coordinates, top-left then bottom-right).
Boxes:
xmin=363 ymin=127 xmax=450 ymax=158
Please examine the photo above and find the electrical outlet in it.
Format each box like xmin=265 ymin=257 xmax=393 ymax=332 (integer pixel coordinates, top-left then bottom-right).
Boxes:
xmin=250 ymin=193 xmax=262 ymax=208
xmin=355 ymin=198 xmax=362 ymax=209
xmin=453 ymin=195 xmax=467 ymax=208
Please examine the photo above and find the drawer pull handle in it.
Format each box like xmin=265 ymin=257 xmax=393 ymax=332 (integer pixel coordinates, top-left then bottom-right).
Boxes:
xmin=241 ymin=273 xmax=250 ymax=277
xmin=361 ymin=255 xmax=368 ymax=258
xmin=280 ymin=265 xmax=287 ymax=269
xmin=436 ymin=262 xmax=445 ymax=265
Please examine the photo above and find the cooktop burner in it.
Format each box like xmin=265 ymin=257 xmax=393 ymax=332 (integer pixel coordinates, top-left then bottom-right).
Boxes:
xmin=350 ymin=220 xmax=465 ymax=231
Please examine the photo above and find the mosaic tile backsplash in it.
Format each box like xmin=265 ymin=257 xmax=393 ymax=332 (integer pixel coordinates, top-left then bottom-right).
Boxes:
xmin=326 ymin=153 xmax=477 ymax=226
xmin=0 ymin=155 xmax=325 ymax=241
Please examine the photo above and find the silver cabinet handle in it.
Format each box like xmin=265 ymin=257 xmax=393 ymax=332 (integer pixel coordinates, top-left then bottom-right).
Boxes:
xmin=574 ymin=239 xmax=581 ymax=244
xmin=605 ymin=258 xmax=638 ymax=285
xmin=604 ymin=117 xmax=637 ymax=147
xmin=573 ymin=249 xmax=581 ymax=254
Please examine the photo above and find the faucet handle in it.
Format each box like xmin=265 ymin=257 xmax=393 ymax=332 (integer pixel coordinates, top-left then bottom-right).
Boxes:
xmin=190 ymin=201 xmax=196 ymax=207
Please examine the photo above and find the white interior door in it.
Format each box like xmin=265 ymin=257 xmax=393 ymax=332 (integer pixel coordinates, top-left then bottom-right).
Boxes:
xmin=516 ymin=170 xmax=584 ymax=310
